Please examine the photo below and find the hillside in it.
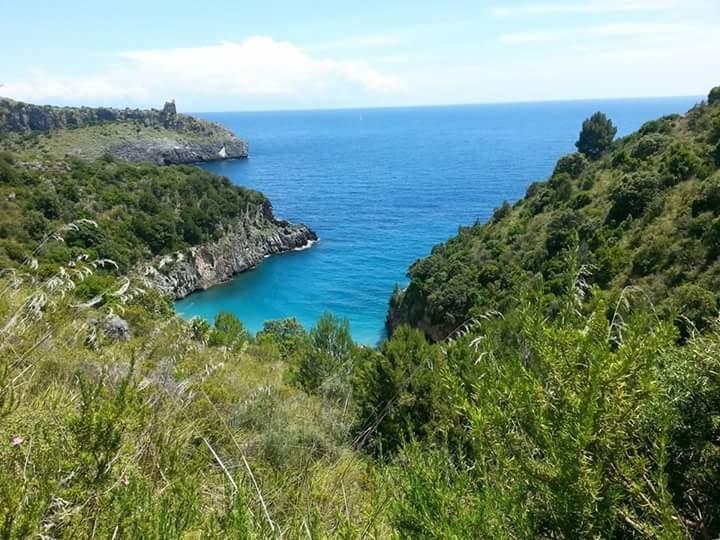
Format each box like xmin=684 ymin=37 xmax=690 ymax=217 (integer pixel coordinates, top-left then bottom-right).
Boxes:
xmin=0 ymin=98 xmax=248 ymax=164
xmin=389 ymin=87 xmax=720 ymax=341
xmin=0 ymin=152 xmax=315 ymax=299
xmin=1 ymin=90 xmax=720 ymax=538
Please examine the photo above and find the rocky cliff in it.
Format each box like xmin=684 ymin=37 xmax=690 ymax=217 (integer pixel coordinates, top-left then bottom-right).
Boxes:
xmin=0 ymin=98 xmax=248 ymax=165
xmin=142 ymin=201 xmax=317 ymax=299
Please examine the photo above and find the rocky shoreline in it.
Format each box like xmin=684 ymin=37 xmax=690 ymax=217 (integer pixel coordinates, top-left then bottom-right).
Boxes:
xmin=143 ymin=202 xmax=317 ymax=299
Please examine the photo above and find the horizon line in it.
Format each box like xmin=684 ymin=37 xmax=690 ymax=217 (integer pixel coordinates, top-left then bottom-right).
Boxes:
xmin=190 ymin=93 xmax=704 ymax=115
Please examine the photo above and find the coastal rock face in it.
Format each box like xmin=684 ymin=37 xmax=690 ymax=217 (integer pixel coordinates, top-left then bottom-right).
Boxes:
xmin=143 ymin=202 xmax=317 ymax=299
xmin=0 ymin=97 xmax=248 ymax=164
xmin=107 ymin=137 xmax=248 ymax=165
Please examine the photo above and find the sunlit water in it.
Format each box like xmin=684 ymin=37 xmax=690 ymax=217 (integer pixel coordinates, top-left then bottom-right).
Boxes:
xmin=176 ymin=97 xmax=699 ymax=345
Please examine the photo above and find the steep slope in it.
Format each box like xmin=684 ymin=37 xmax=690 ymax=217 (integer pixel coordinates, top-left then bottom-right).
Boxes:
xmin=389 ymin=87 xmax=720 ymax=341
xmin=0 ymin=98 xmax=248 ymax=164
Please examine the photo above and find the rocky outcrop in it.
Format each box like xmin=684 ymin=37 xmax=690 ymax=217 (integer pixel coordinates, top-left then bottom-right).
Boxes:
xmin=143 ymin=202 xmax=317 ymax=299
xmin=107 ymin=137 xmax=248 ymax=165
xmin=0 ymin=97 xmax=248 ymax=164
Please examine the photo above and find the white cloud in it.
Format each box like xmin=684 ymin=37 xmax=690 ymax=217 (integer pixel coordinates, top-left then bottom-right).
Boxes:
xmin=493 ymin=0 xmax=683 ymax=17
xmin=1 ymin=36 xmax=404 ymax=108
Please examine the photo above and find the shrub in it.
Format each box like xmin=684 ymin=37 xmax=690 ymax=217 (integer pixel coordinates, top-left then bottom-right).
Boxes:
xmin=208 ymin=311 xmax=249 ymax=349
xmin=633 ymin=133 xmax=670 ymax=160
xmin=672 ymin=284 xmax=718 ymax=338
xmin=548 ymin=172 xmax=573 ymax=203
xmin=546 ymin=210 xmax=582 ymax=255
xmin=352 ymin=326 xmax=439 ymax=454
xmin=664 ymin=142 xmax=704 ymax=184
xmin=292 ymin=313 xmax=353 ymax=395
xmin=607 ymin=172 xmax=659 ymax=223
xmin=491 ymin=201 xmax=512 ymax=223
xmin=553 ymin=152 xmax=587 ymax=178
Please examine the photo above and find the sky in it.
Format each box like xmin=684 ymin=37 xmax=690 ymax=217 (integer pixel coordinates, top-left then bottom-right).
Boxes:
xmin=1 ymin=0 xmax=719 ymax=111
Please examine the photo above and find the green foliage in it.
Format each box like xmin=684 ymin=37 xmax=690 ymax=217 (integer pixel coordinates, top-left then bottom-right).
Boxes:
xmin=553 ymin=152 xmax=587 ymax=178
xmin=672 ymin=284 xmax=718 ymax=338
xmin=607 ymin=171 xmax=659 ymax=223
xmin=709 ymin=86 xmax=720 ymax=106
xmin=633 ymin=133 xmax=670 ymax=160
xmin=0 ymin=272 xmax=382 ymax=538
xmin=389 ymin=94 xmax=720 ymax=343
xmin=0 ymin=153 xmax=267 ymax=272
xmin=353 ymin=326 xmax=439 ymax=455
xmin=369 ymin=284 xmax=720 ymax=537
xmin=664 ymin=141 xmax=704 ymax=184
xmin=208 ymin=311 xmax=250 ymax=349
xmin=291 ymin=313 xmax=354 ymax=397
xmin=576 ymin=111 xmax=618 ymax=159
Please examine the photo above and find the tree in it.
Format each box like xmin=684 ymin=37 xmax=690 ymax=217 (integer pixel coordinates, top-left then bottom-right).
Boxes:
xmin=576 ymin=112 xmax=617 ymax=159
xmin=208 ymin=311 xmax=249 ymax=349
xmin=709 ymin=86 xmax=720 ymax=106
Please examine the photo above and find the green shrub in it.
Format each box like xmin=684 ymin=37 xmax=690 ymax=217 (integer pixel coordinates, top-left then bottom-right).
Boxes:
xmin=553 ymin=152 xmax=587 ymax=178
xmin=208 ymin=311 xmax=249 ymax=349
xmin=633 ymin=133 xmax=670 ymax=159
xmin=607 ymin=172 xmax=659 ymax=223
xmin=664 ymin=142 xmax=704 ymax=184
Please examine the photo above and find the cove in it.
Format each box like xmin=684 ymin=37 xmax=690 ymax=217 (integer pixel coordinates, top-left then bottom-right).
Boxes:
xmin=176 ymin=97 xmax=699 ymax=345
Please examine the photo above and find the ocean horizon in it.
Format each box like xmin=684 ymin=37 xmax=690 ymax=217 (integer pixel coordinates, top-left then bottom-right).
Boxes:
xmin=176 ymin=96 xmax=700 ymax=345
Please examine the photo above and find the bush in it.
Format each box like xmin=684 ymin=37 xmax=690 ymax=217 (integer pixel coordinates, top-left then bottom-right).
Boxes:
xmin=352 ymin=326 xmax=439 ymax=454
xmin=292 ymin=313 xmax=353 ymax=395
xmin=553 ymin=152 xmax=587 ymax=178
xmin=491 ymin=201 xmax=512 ymax=223
xmin=692 ymin=174 xmax=720 ymax=216
xmin=208 ymin=311 xmax=249 ymax=349
xmin=672 ymin=284 xmax=718 ymax=338
xmin=664 ymin=142 xmax=704 ymax=184
xmin=633 ymin=133 xmax=670 ymax=159
xmin=546 ymin=210 xmax=581 ymax=255
xmin=607 ymin=172 xmax=659 ymax=223
xmin=548 ymin=172 xmax=573 ymax=203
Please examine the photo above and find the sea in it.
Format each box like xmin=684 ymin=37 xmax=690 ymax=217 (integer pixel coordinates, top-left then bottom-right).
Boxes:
xmin=176 ymin=97 xmax=699 ymax=345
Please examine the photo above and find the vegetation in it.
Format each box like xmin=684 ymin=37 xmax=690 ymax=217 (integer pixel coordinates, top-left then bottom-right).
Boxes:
xmin=1 ymin=87 xmax=720 ymax=538
xmin=0 ymin=265 xmax=386 ymax=537
xmin=0 ymin=152 xmax=266 ymax=275
xmin=576 ymin=111 xmax=618 ymax=158
xmin=391 ymin=88 xmax=720 ymax=342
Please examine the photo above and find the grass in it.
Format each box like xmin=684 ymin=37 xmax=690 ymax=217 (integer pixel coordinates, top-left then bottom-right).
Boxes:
xmin=2 ymin=121 xmax=233 ymax=162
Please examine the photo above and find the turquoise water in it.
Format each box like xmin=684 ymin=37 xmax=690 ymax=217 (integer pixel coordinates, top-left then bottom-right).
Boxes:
xmin=176 ymin=97 xmax=699 ymax=345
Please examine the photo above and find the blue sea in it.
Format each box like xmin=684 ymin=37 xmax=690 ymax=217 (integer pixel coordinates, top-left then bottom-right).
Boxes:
xmin=176 ymin=97 xmax=699 ymax=345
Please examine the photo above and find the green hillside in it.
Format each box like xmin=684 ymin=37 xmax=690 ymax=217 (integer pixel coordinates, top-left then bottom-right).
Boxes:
xmin=0 ymin=152 xmax=265 ymax=275
xmin=389 ymin=88 xmax=720 ymax=342
xmin=1 ymin=89 xmax=720 ymax=538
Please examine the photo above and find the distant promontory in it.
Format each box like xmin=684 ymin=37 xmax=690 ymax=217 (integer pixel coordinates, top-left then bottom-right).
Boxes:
xmin=0 ymin=97 xmax=248 ymax=165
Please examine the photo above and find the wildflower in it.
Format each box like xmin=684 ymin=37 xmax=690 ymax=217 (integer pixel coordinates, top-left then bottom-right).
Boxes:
xmin=11 ymin=436 xmax=24 ymax=447
xmin=121 ymin=476 xmax=129 ymax=486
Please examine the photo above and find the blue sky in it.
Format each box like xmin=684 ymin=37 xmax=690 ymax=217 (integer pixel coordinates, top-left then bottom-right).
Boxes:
xmin=1 ymin=0 xmax=719 ymax=111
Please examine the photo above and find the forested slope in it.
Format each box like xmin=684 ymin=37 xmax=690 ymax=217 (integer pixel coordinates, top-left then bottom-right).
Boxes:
xmin=389 ymin=87 xmax=720 ymax=341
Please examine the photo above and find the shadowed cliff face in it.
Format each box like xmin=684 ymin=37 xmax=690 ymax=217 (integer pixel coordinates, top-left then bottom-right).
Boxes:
xmin=0 ymin=98 xmax=248 ymax=164
xmin=143 ymin=201 xmax=318 ymax=299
